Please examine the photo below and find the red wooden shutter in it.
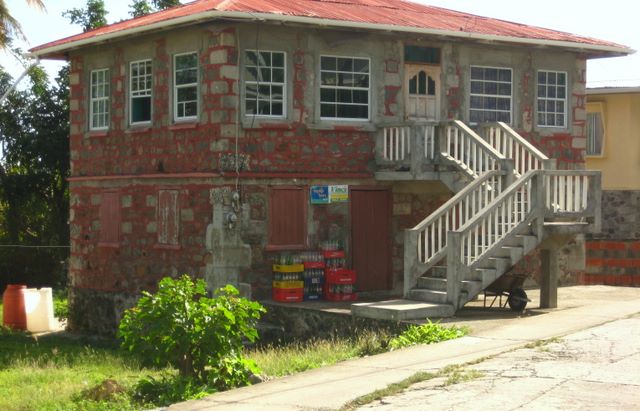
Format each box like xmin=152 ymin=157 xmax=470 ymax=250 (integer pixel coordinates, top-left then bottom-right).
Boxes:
xmin=158 ymin=190 xmax=179 ymax=245
xmin=268 ymin=186 xmax=307 ymax=249
xmin=99 ymin=191 xmax=120 ymax=244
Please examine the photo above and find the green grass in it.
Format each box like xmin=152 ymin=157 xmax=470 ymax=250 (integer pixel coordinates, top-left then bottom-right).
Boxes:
xmin=0 ymin=331 xmax=168 ymax=411
xmin=249 ymin=338 xmax=359 ymax=377
xmin=0 ymin=301 xmax=468 ymax=410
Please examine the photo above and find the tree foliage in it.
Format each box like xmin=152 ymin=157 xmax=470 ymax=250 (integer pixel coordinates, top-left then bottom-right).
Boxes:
xmin=0 ymin=0 xmax=45 ymax=49
xmin=0 ymin=62 xmax=70 ymax=290
xmin=129 ymin=0 xmax=181 ymax=18
xmin=62 ymin=0 xmax=107 ymax=32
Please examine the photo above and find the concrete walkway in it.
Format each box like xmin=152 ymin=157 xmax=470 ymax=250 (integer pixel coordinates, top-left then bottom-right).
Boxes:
xmin=167 ymin=286 xmax=640 ymax=411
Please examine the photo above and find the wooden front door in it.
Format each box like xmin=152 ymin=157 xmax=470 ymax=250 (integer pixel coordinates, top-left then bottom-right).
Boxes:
xmin=351 ymin=188 xmax=392 ymax=292
xmin=405 ymin=64 xmax=440 ymax=121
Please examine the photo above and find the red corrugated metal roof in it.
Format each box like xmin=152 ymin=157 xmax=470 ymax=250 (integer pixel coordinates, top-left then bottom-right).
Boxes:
xmin=30 ymin=0 xmax=630 ymax=56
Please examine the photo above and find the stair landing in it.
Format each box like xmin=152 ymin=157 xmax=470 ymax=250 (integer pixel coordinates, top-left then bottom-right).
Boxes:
xmin=351 ymin=299 xmax=455 ymax=321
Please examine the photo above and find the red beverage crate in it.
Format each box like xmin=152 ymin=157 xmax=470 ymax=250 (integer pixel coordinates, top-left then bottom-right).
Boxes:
xmin=323 ymin=250 xmax=345 ymax=259
xmin=303 ymin=261 xmax=326 ymax=269
xmin=272 ymin=287 xmax=303 ymax=303
xmin=325 ymin=268 xmax=356 ymax=284
xmin=323 ymin=291 xmax=358 ymax=302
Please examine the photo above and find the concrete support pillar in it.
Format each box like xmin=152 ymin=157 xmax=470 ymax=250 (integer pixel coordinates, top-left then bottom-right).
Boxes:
xmin=540 ymin=248 xmax=558 ymax=309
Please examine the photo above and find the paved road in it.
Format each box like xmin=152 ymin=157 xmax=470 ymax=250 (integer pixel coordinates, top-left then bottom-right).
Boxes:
xmin=358 ymin=316 xmax=640 ymax=411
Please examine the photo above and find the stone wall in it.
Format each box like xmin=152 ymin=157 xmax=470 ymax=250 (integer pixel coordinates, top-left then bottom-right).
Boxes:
xmin=583 ymin=190 xmax=640 ymax=286
xmin=66 ymin=21 xmax=592 ymax=334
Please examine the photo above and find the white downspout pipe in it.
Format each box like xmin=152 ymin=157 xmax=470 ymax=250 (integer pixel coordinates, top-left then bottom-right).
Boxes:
xmin=0 ymin=57 xmax=40 ymax=105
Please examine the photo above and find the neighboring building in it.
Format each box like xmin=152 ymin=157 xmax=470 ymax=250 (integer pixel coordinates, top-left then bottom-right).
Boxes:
xmin=584 ymin=88 xmax=640 ymax=286
xmin=30 ymin=0 xmax=630 ymax=334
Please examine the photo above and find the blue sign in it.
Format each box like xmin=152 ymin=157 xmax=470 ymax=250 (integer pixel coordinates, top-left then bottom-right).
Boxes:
xmin=310 ymin=185 xmax=330 ymax=204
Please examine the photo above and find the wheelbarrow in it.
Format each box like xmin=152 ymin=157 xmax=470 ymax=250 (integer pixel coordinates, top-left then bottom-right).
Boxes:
xmin=483 ymin=272 xmax=531 ymax=312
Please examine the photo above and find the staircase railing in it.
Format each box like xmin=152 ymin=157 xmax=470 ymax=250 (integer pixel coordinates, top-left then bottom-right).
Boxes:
xmin=378 ymin=122 xmax=437 ymax=166
xmin=480 ymin=122 xmax=556 ymax=175
xmin=445 ymin=169 xmax=601 ymax=308
xmin=441 ymin=120 xmax=510 ymax=178
xmin=544 ymin=170 xmax=602 ymax=229
xmin=403 ymin=170 xmax=507 ymax=294
xmin=446 ymin=170 xmax=543 ymax=307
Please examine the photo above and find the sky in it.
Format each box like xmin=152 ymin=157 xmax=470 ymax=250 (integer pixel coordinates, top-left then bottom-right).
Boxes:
xmin=1 ymin=0 xmax=639 ymax=88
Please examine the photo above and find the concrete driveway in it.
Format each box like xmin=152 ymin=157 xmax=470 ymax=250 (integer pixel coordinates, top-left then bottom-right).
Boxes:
xmin=358 ymin=315 xmax=640 ymax=410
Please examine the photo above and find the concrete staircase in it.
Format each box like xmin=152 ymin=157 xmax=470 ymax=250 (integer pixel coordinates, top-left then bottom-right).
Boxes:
xmin=353 ymin=122 xmax=601 ymax=321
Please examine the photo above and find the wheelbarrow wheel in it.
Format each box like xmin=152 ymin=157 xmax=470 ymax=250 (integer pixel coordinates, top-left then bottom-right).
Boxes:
xmin=507 ymin=287 xmax=528 ymax=312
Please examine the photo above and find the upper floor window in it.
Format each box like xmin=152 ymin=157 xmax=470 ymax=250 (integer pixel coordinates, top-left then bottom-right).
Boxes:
xmin=469 ymin=66 xmax=511 ymax=123
xmin=320 ymin=56 xmax=370 ymax=120
xmin=537 ymin=70 xmax=567 ymax=128
xmin=586 ymin=103 xmax=605 ymax=156
xmin=90 ymin=68 xmax=110 ymax=130
xmin=130 ymin=59 xmax=153 ymax=125
xmin=244 ymin=50 xmax=286 ymax=117
xmin=173 ymin=52 xmax=198 ymax=121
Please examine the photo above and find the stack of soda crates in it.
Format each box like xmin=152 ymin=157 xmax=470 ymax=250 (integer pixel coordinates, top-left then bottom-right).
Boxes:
xmin=323 ymin=248 xmax=357 ymax=301
xmin=272 ymin=256 xmax=304 ymax=302
xmin=302 ymin=251 xmax=325 ymax=300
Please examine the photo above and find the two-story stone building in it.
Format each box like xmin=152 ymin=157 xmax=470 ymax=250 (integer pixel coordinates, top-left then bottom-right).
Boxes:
xmin=31 ymin=0 xmax=630 ymax=334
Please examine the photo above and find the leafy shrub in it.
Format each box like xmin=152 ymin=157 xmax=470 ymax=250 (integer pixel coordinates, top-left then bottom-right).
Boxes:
xmin=53 ymin=289 xmax=69 ymax=320
xmin=118 ymin=275 xmax=265 ymax=390
xmin=389 ymin=320 xmax=467 ymax=350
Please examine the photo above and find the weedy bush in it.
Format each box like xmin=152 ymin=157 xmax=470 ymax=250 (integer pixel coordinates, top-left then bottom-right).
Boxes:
xmin=389 ymin=320 xmax=467 ymax=350
xmin=119 ymin=275 xmax=265 ymax=392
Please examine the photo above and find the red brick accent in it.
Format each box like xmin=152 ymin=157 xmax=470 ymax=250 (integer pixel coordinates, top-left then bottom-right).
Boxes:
xmin=583 ymin=240 xmax=640 ymax=286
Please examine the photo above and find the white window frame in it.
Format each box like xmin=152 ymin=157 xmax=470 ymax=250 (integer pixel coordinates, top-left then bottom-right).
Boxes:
xmin=319 ymin=55 xmax=371 ymax=121
xmin=586 ymin=102 xmax=606 ymax=157
xmin=173 ymin=52 xmax=199 ymax=122
xmin=130 ymin=59 xmax=153 ymax=125
xmin=536 ymin=70 xmax=567 ymax=128
xmin=469 ymin=65 xmax=512 ymax=124
xmin=244 ymin=50 xmax=287 ymax=118
xmin=90 ymin=68 xmax=110 ymax=131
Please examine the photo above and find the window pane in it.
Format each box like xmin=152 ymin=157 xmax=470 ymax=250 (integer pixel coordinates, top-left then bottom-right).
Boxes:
xmin=353 ymin=90 xmax=368 ymax=104
xmin=176 ymin=69 xmax=197 ymax=85
xmin=321 ymin=88 xmax=336 ymax=102
xmin=273 ymin=68 xmax=285 ymax=83
xmin=321 ymin=72 xmax=337 ymax=85
xmin=132 ymin=96 xmax=151 ymax=123
xmin=176 ymin=53 xmax=197 ymax=70
xmin=418 ymin=71 xmax=426 ymax=94
xmin=338 ymin=58 xmax=353 ymax=72
xmin=321 ymin=103 xmax=336 ymax=118
xmin=321 ymin=57 xmax=336 ymax=71
xmin=184 ymin=101 xmax=197 ymax=117
xmin=177 ymin=86 xmax=197 ymax=102
xmin=338 ymin=89 xmax=352 ymax=103
xmin=246 ymin=67 xmax=258 ymax=81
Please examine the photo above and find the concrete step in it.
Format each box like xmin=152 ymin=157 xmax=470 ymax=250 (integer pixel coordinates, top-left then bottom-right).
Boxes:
xmin=351 ymin=299 xmax=455 ymax=321
xmin=518 ymin=234 xmax=539 ymax=254
xmin=492 ymin=245 xmax=524 ymax=263
xmin=483 ymin=257 xmax=511 ymax=276
xmin=417 ymin=277 xmax=482 ymax=294
xmin=474 ymin=268 xmax=497 ymax=283
xmin=417 ymin=276 xmax=447 ymax=291
xmin=407 ymin=289 xmax=448 ymax=303
xmin=430 ymin=265 xmax=447 ymax=278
